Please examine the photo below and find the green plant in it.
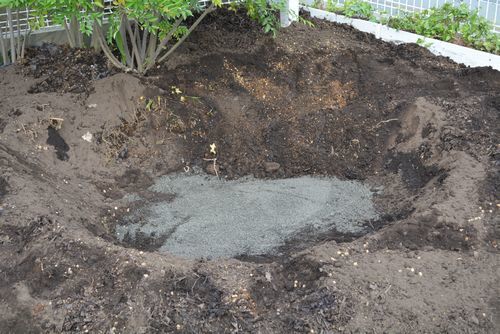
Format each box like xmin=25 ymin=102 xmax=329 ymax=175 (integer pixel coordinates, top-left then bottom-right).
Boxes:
xmin=312 ymin=0 xmax=323 ymax=10
xmin=322 ymin=0 xmax=375 ymax=21
xmin=298 ymin=15 xmax=315 ymax=28
xmin=308 ymin=0 xmax=499 ymax=55
xmin=1 ymin=0 xmax=307 ymax=70
xmin=242 ymin=0 xmax=284 ymax=36
xmin=325 ymin=0 xmax=338 ymax=12
xmin=342 ymin=0 xmax=375 ymax=21
xmin=388 ymin=3 xmax=499 ymax=54
xmin=93 ymin=0 xmax=219 ymax=74
xmin=416 ymin=37 xmax=433 ymax=48
xmin=29 ymin=0 xmax=103 ymax=49
xmin=99 ymin=0 xmax=289 ymax=72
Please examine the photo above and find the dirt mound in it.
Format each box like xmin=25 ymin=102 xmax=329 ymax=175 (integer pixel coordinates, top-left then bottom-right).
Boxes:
xmin=0 ymin=10 xmax=499 ymax=334
xmin=23 ymin=43 xmax=110 ymax=94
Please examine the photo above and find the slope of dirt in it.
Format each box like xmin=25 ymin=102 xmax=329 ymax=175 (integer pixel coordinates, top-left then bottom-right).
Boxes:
xmin=0 ymin=10 xmax=499 ymax=333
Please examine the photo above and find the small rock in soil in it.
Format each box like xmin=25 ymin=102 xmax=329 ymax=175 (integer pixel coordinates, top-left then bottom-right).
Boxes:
xmin=333 ymin=262 xmax=343 ymax=268
xmin=264 ymin=162 xmax=280 ymax=173
xmin=118 ymin=147 xmax=129 ymax=160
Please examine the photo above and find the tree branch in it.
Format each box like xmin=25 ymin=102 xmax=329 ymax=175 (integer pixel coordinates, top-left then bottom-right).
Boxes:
xmin=16 ymin=10 xmax=21 ymax=56
xmin=94 ymin=22 xmax=129 ymax=71
xmin=21 ymin=30 xmax=30 ymax=59
xmin=145 ymin=29 xmax=157 ymax=66
xmin=71 ymin=15 xmax=82 ymax=48
xmin=150 ymin=17 xmax=183 ymax=64
xmin=6 ymin=8 xmax=16 ymax=62
xmin=156 ymin=5 xmax=216 ymax=65
xmin=0 ymin=26 xmax=9 ymax=65
xmin=119 ymin=14 xmax=132 ymax=67
xmin=124 ymin=18 xmax=143 ymax=72
xmin=64 ymin=20 xmax=76 ymax=48
xmin=140 ymin=28 xmax=149 ymax=63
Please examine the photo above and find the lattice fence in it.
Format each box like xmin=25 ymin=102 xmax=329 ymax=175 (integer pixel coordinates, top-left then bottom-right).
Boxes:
xmin=0 ymin=1 xmax=115 ymax=37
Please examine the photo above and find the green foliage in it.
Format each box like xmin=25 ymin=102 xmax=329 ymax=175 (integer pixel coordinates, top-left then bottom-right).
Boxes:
xmin=416 ymin=37 xmax=433 ymax=48
xmin=298 ymin=15 xmax=314 ymax=28
xmin=342 ymin=0 xmax=375 ymax=21
xmin=29 ymin=0 xmax=103 ymax=34
xmin=1 ymin=0 xmax=307 ymax=70
xmin=388 ymin=3 xmax=499 ymax=54
xmin=323 ymin=0 xmax=374 ymax=21
xmin=311 ymin=0 xmax=499 ymax=55
xmin=242 ymin=0 xmax=284 ymax=36
xmin=1 ymin=0 xmax=31 ymax=7
xmin=111 ymin=0 xmax=194 ymax=34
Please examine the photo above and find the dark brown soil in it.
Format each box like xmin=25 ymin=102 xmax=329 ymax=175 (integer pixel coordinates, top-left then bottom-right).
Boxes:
xmin=0 ymin=10 xmax=499 ymax=334
xmin=22 ymin=43 xmax=110 ymax=95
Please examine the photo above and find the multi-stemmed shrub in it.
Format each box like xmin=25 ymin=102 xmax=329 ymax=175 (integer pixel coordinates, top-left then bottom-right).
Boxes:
xmin=1 ymin=0 xmax=287 ymax=71
xmin=0 ymin=0 xmax=33 ymax=65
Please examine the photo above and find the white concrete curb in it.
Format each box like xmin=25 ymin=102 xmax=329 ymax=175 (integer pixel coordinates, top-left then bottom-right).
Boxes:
xmin=301 ymin=5 xmax=500 ymax=71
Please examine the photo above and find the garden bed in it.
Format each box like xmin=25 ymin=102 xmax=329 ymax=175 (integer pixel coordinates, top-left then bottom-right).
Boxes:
xmin=0 ymin=11 xmax=499 ymax=333
xmin=301 ymin=5 xmax=500 ymax=71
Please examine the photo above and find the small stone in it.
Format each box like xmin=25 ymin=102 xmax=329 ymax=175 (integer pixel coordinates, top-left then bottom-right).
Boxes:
xmin=118 ymin=147 xmax=128 ymax=160
xmin=264 ymin=162 xmax=280 ymax=173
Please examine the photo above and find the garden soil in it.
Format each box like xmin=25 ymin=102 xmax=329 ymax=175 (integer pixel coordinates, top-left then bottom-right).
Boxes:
xmin=1 ymin=10 xmax=499 ymax=333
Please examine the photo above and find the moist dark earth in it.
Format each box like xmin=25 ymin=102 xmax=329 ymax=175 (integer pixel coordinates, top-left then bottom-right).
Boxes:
xmin=1 ymin=10 xmax=499 ymax=333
